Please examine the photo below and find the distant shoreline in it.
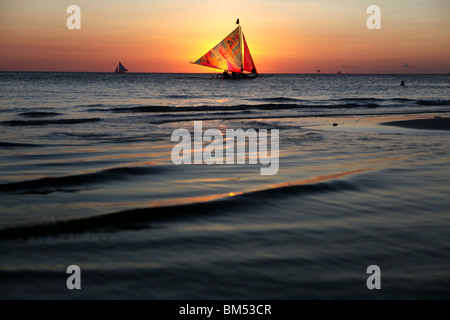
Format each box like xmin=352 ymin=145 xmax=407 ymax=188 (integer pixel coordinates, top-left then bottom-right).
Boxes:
xmin=381 ymin=117 xmax=450 ymax=131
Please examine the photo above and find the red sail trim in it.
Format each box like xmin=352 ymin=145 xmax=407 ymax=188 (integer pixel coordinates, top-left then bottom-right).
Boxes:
xmin=243 ymin=34 xmax=257 ymax=74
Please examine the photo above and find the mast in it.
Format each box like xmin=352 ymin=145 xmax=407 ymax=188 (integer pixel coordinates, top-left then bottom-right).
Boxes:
xmin=239 ymin=22 xmax=244 ymax=73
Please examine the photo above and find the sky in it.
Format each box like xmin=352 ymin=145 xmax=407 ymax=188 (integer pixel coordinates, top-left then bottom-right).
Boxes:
xmin=0 ymin=0 xmax=449 ymax=73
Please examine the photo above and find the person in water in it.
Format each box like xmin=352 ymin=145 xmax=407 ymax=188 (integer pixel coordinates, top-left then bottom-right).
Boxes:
xmin=400 ymin=81 xmax=405 ymax=86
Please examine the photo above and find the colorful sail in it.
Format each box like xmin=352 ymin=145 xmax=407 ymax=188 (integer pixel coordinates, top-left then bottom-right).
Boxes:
xmin=242 ymin=33 xmax=257 ymax=74
xmin=193 ymin=26 xmax=242 ymax=73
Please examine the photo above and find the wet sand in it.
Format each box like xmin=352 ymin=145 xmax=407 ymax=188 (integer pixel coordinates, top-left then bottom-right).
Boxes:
xmin=381 ymin=117 xmax=450 ymax=131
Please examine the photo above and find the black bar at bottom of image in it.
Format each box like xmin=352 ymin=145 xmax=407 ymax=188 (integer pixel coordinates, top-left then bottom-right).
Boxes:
xmin=1 ymin=300 xmax=424 ymax=318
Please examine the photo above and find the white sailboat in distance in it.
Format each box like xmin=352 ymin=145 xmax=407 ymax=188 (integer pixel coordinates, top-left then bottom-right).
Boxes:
xmin=114 ymin=61 xmax=128 ymax=73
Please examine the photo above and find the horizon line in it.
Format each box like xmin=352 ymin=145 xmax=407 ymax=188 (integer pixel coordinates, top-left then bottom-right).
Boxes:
xmin=1 ymin=71 xmax=449 ymax=75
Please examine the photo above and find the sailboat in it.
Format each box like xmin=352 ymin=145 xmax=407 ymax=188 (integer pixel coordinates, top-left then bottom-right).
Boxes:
xmin=191 ymin=19 xmax=258 ymax=79
xmin=114 ymin=61 xmax=128 ymax=73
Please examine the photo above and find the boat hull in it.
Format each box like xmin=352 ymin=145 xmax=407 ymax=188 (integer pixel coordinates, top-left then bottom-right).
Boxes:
xmin=222 ymin=73 xmax=258 ymax=80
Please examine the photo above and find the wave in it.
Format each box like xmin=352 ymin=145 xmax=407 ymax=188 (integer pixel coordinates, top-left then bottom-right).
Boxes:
xmin=107 ymin=103 xmax=384 ymax=114
xmin=2 ymin=118 xmax=101 ymax=126
xmin=392 ymin=98 xmax=415 ymax=102
xmin=106 ymin=98 xmax=450 ymax=114
xmin=248 ymin=97 xmax=308 ymax=103
xmin=336 ymin=98 xmax=381 ymax=102
xmin=108 ymin=105 xmax=294 ymax=113
xmin=0 ymin=142 xmax=39 ymax=148
xmin=151 ymin=109 xmax=450 ymax=125
xmin=20 ymin=188 xmax=86 ymax=195
xmin=18 ymin=112 xmax=62 ymax=118
xmin=60 ymin=132 xmax=160 ymax=144
xmin=82 ymin=98 xmax=450 ymax=115
xmin=332 ymin=103 xmax=380 ymax=108
xmin=251 ymin=97 xmax=414 ymax=104
xmin=73 ymin=103 xmax=109 ymax=108
xmin=0 ymin=166 xmax=164 ymax=194
xmin=165 ymin=94 xmax=196 ymax=99
xmin=417 ymin=99 xmax=450 ymax=106
xmin=0 ymin=173 xmax=360 ymax=239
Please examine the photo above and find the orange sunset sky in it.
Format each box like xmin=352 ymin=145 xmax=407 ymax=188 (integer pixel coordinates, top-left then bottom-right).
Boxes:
xmin=0 ymin=0 xmax=449 ymax=73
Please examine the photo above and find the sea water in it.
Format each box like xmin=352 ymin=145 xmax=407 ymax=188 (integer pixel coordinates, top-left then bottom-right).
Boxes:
xmin=0 ymin=72 xmax=449 ymax=299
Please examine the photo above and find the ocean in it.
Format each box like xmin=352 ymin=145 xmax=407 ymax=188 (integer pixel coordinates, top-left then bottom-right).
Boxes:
xmin=0 ymin=72 xmax=449 ymax=299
